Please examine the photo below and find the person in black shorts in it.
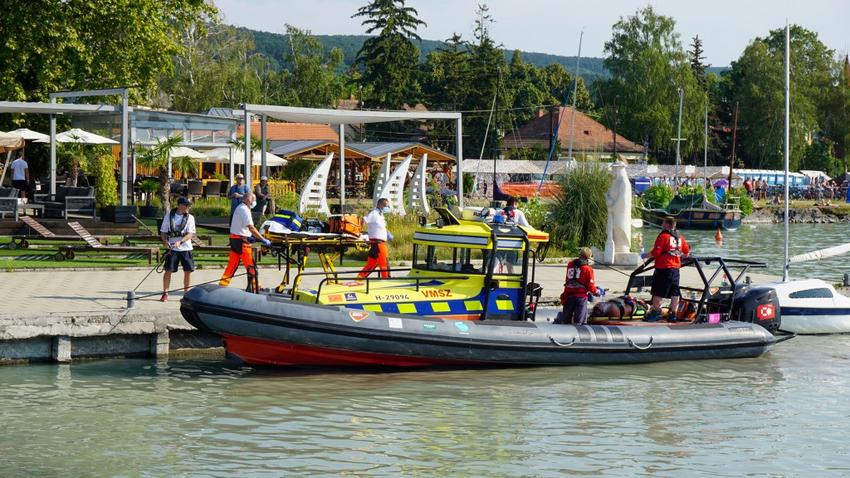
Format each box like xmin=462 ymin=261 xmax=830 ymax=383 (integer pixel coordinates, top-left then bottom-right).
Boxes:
xmin=159 ymin=197 xmax=196 ymax=302
xmin=647 ymin=217 xmax=690 ymax=321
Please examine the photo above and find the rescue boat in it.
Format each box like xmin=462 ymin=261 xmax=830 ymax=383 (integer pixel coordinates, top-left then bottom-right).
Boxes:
xmin=180 ymin=208 xmax=785 ymax=368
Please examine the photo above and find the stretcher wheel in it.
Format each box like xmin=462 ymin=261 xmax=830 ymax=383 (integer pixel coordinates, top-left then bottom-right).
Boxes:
xmin=19 ymin=239 xmax=29 ymax=249
xmin=65 ymin=250 xmax=75 ymax=260
xmin=54 ymin=252 xmax=66 ymax=261
xmin=7 ymin=240 xmax=17 ymax=250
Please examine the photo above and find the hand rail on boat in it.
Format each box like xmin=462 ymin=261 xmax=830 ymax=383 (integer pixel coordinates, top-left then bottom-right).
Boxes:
xmin=288 ymin=270 xmax=471 ymax=303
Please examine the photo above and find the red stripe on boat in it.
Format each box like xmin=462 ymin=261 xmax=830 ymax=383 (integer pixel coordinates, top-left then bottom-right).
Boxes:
xmin=222 ymin=334 xmax=484 ymax=367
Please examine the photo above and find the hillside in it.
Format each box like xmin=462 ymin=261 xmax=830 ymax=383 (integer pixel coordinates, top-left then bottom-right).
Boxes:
xmin=244 ymin=29 xmax=611 ymax=80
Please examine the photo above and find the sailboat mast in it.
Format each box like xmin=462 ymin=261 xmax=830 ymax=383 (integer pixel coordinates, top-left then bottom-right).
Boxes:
xmin=783 ymin=22 xmax=790 ymax=282
xmin=704 ymin=100 xmax=708 ymax=185
xmin=567 ymin=30 xmax=583 ymax=161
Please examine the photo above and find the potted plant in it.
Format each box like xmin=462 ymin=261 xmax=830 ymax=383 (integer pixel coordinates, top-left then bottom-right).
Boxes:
xmin=139 ymin=179 xmax=161 ymax=218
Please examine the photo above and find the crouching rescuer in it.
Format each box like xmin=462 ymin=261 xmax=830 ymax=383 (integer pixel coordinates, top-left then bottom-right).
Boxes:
xmin=219 ymin=192 xmax=271 ymax=292
xmin=556 ymin=247 xmax=605 ymax=325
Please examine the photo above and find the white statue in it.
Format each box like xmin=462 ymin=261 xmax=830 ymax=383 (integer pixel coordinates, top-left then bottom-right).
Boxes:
xmin=601 ymin=161 xmax=639 ymax=265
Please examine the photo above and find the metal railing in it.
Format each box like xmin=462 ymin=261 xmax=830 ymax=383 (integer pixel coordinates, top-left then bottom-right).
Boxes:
xmin=289 ymin=268 xmax=471 ymax=303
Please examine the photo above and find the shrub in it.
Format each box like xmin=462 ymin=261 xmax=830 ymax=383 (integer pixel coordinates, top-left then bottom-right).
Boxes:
xmin=728 ymin=186 xmax=753 ymax=216
xmin=642 ymin=184 xmax=674 ymax=208
xmin=278 ymin=159 xmax=314 ymax=191
xmin=92 ymin=154 xmax=118 ymax=208
xmin=548 ymin=163 xmax=609 ymax=252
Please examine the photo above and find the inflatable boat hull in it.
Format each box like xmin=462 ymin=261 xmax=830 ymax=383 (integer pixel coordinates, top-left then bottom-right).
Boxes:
xmin=181 ymin=285 xmax=777 ymax=367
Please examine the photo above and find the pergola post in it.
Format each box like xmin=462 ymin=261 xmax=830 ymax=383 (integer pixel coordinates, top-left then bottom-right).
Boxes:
xmin=339 ymin=123 xmax=346 ymax=209
xmin=456 ymin=116 xmax=464 ymax=208
xmin=120 ymin=90 xmax=129 ymax=205
xmin=228 ymin=147 xmax=234 ymax=184
xmin=244 ymin=109 xmax=252 ymax=186
xmin=260 ymin=114 xmax=267 ymax=178
xmin=49 ymin=112 xmax=56 ymax=196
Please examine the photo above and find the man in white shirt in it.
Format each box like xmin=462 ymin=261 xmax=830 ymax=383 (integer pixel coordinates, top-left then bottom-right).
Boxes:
xmin=159 ymin=197 xmax=196 ymax=302
xmin=219 ymin=192 xmax=271 ymax=292
xmin=358 ymin=197 xmax=392 ymax=278
xmin=10 ymin=152 xmax=29 ymax=199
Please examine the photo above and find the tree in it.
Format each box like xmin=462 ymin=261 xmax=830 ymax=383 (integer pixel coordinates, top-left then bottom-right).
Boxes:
xmin=137 ymin=136 xmax=196 ymax=210
xmin=0 ymin=0 xmax=216 ymax=103
xmin=596 ymin=6 xmax=707 ymax=163
xmin=352 ymin=0 xmax=426 ymax=109
xmin=280 ymin=25 xmax=346 ymax=107
xmin=689 ymin=36 xmax=709 ymax=89
xmin=728 ymin=25 xmax=835 ymax=169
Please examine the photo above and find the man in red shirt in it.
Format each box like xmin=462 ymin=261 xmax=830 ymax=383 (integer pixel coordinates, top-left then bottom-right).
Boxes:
xmin=556 ymin=248 xmax=604 ymax=325
xmin=647 ymin=216 xmax=691 ymax=322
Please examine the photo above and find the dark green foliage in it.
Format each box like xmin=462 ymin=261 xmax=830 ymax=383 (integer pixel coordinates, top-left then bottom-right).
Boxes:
xmin=728 ymin=187 xmax=753 ymax=216
xmin=352 ymin=0 xmax=426 ymax=109
xmin=642 ymin=184 xmax=674 ymax=208
xmin=548 ymin=164 xmax=610 ymax=250
xmin=278 ymin=159 xmax=315 ymax=191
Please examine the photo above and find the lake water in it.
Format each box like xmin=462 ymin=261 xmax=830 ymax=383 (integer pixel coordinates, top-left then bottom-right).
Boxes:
xmin=2 ymin=335 xmax=850 ymax=477
xmin=645 ymin=223 xmax=850 ymax=282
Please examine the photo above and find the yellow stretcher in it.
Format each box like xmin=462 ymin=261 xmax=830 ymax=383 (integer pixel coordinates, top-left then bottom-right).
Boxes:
xmin=264 ymin=231 xmax=371 ymax=294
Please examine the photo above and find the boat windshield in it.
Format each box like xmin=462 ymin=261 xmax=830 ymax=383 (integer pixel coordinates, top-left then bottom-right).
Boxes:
xmin=413 ymin=245 xmax=487 ymax=274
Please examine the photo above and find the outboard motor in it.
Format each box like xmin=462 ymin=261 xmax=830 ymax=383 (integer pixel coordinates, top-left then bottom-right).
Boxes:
xmin=730 ymin=285 xmax=781 ymax=333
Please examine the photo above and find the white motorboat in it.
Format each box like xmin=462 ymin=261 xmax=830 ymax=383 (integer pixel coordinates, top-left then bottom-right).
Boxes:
xmin=769 ymin=279 xmax=850 ymax=334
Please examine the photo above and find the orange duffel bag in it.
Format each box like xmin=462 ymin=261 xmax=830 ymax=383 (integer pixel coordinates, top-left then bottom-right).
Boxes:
xmin=328 ymin=214 xmax=364 ymax=236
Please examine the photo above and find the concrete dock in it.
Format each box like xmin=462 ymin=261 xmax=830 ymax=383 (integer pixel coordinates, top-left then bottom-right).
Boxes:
xmin=0 ymin=262 xmax=779 ymax=364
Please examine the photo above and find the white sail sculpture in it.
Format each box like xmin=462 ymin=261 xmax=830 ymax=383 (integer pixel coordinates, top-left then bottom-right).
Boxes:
xmin=377 ymin=154 xmax=413 ymax=216
xmin=299 ymin=153 xmax=333 ymax=215
xmin=408 ymin=154 xmax=429 ymax=214
xmin=372 ymin=153 xmax=392 ymax=208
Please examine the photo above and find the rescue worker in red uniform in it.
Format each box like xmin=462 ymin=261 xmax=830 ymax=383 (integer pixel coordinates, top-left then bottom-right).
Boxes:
xmin=359 ymin=198 xmax=392 ymax=278
xmin=647 ymin=216 xmax=691 ymax=321
xmin=219 ymin=192 xmax=271 ymax=292
xmin=556 ymin=247 xmax=604 ymax=325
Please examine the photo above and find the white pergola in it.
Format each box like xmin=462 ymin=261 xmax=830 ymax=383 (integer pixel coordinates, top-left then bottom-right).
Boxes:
xmin=0 ymin=90 xmax=131 ymax=204
xmin=240 ymin=104 xmax=464 ymax=207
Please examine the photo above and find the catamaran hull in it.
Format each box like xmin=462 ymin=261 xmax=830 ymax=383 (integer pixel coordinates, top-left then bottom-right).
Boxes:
xmin=778 ymin=310 xmax=850 ymax=335
xmin=181 ymin=285 xmax=777 ymax=368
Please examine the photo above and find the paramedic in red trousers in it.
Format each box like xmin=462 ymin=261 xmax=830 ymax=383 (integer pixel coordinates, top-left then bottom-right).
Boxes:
xmin=556 ymin=247 xmax=604 ymax=325
xmin=359 ymin=198 xmax=393 ymax=279
xmin=219 ymin=192 xmax=271 ymax=292
xmin=646 ymin=216 xmax=691 ymax=322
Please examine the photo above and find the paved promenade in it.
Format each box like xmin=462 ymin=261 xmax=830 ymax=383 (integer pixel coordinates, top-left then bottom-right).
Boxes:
xmin=0 ymin=262 xmax=779 ymax=319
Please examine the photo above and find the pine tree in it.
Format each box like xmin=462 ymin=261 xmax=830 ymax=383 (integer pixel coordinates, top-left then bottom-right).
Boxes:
xmin=352 ymin=0 xmax=426 ymax=109
xmin=689 ymin=35 xmax=709 ymax=89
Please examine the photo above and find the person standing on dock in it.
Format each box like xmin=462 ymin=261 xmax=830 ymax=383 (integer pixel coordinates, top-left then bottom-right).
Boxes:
xmin=220 ymin=192 xmax=271 ymax=293
xmin=359 ymin=198 xmax=392 ymax=279
xmin=228 ymin=173 xmax=250 ymax=214
xmin=646 ymin=216 xmax=690 ymax=322
xmin=556 ymin=248 xmax=603 ymax=325
xmin=159 ymin=197 xmax=196 ymax=302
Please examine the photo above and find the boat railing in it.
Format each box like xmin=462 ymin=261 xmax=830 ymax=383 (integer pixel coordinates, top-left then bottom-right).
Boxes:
xmin=290 ymin=269 xmax=471 ymax=303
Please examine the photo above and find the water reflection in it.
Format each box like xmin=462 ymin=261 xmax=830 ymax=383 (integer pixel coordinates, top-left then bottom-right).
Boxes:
xmin=3 ymin=338 xmax=850 ymax=477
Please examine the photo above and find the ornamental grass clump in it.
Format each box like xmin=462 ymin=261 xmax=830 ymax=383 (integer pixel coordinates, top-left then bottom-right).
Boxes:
xmin=548 ymin=163 xmax=610 ymax=253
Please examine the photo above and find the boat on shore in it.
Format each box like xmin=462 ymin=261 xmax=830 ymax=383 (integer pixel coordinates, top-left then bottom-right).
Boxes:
xmin=641 ymin=193 xmax=743 ymax=230
xmin=180 ymin=208 xmax=785 ymax=368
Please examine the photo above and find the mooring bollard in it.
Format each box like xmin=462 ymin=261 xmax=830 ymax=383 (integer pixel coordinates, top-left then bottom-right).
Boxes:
xmin=844 ymin=273 xmax=849 ymax=287
xmin=126 ymin=290 xmax=136 ymax=309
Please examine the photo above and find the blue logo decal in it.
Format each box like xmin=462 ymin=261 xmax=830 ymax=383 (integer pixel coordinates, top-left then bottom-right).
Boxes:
xmin=454 ymin=322 xmax=470 ymax=334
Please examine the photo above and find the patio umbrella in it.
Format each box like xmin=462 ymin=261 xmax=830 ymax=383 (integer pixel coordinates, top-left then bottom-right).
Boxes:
xmin=8 ymin=128 xmax=49 ymax=142
xmin=713 ymin=179 xmax=729 ymax=188
xmin=202 ymin=147 xmax=287 ymax=166
xmin=167 ymin=146 xmax=206 ymax=178
xmin=0 ymin=132 xmax=24 ymax=184
xmin=36 ymin=128 xmax=119 ymax=145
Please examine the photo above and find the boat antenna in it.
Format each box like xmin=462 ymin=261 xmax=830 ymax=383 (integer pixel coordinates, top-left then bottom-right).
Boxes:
xmin=474 ymin=68 xmax=500 ymax=199
xmin=703 ymin=98 xmax=708 ymax=185
xmin=538 ymin=30 xmax=582 ymax=193
xmin=783 ymin=21 xmax=791 ymax=282
xmin=566 ymin=30 xmax=584 ymax=162
xmin=673 ymin=86 xmax=685 ymax=182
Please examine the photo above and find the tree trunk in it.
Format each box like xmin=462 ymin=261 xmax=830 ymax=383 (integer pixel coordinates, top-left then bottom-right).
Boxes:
xmin=159 ymin=173 xmax=170 ymax=212
xmin=67 ymin=160 xmax=79 ymax=187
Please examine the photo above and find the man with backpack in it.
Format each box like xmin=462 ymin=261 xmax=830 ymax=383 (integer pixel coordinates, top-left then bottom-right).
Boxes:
xmin=159 ymin=197 xmax=196 ymax=302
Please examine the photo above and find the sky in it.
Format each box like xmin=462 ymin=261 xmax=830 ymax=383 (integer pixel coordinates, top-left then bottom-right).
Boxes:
xmin=215 ymin=0 xmax=849 ymax=67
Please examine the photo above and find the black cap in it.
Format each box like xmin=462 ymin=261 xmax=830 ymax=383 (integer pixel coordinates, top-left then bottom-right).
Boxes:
xmin=177 ymin=197 xmax=192 ymax=206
